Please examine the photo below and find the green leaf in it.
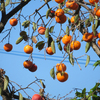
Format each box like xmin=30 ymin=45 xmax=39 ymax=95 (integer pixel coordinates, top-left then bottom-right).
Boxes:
xmin=85 ymin=42 xmax=91 ymax=53
xmin=95 ymin=16 xmax=98 ymax=29
xmin=85 ymin=19 xmax=91 ymax=28
xmin=66 ymin=26 xmax=69 ymax=35
xmin=89 ymin=14 xmax=93 ymax=22
xmin=45 ymin=27 xmax=49 ymax=38
xmin=93 ymin=60 xmax=100 ymax=69
xmin=46 ymin=8 xmax=51 ymax=19
xmin=22 ymin=20 xmax=30 ymax=28
xmin=57 ymin=42 xmax=62 ymax=51
xmin=50 ymin=68 xmax=55 ymax=79
xmin=69 ymin=52 xmax=74 ymax=66
xmin=40 ymin=80 xmax=46 ymax=88
xmin=74 ymin=15 xmax=79 ymax=24
xmin=36 ymin=41 xmax=45 ymax=50
xmin=75 ymin=91 xmax=82 ymax=97
xmin=49 ymin=26 xmax=54 ymax=33
xmin=4 ymin=75 xmax=9 ymax=90
xmin=19 ymin=93 xmax=23 ymax=100
xmin=48 ymin=35 xmax=53 ymax=47
xmin=16 ymin=36 xmax=23 ymax=44
xmin=92 ymin=24 xmax=96 ymax=36
xmin=63 ymin=8 xmax=70 ymax=13
xmin=51 ymin=41 xmax=55 ymax=53
xmin=85 ymin=55 xmax=90 ymax=67
xmin=0 ymin=87 xmax=2 ymax=96
xmin=32 ymin=22 xmax=37 ymax=32
xmin=82 ymin=88 xmax=86 ymax=97
xmin=86 ymin=95 xmax=91 ymax=100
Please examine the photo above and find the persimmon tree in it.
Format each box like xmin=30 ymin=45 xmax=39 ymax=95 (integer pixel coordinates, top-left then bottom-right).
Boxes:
xmin=0 ymin=0 xmax=100 ymax=100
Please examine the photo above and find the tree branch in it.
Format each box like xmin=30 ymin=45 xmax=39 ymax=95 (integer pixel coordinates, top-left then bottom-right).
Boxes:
xmin=0 ymin=0 xmax=31 ymax=33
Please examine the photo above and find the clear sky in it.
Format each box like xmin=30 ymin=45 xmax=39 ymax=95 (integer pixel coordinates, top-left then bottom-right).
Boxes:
xmin=0 ymin=0 xmax=100 ymax=99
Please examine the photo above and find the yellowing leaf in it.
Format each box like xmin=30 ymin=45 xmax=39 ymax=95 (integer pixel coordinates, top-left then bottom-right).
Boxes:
xmin=19 ymin=93 xmax=23 ymax=100
xmin=32 ymin=36 xmax=37 ymax=44
xmin=4 ymin=75 xmax=9 ymax=90
xmin=85 ymin=55 xmax=90 ymax=67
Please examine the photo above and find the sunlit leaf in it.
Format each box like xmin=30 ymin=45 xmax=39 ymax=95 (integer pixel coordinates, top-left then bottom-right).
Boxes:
xmin=50 ymin=68 xmax=55 ymax=79
xmin=5 ymin=0 xmax=10 ymax=6
xmin=4 ymin=75 xmax=9 ymax=90
xmin=19 ymin=93 xmax=23 ymax=100
xmin=16 ymin=36 xmax=23 ymax=44
xmin=22 ymin=20 xmax=30 ymax=28
xmin=66 ymin=26 xmax=69 ymax=35
xmin=51 ymin=41 xmax=55 ymax=53
xmin=95 ymin=16 xmax=98 ymax=29
xmin=89 ymin=14 xmax=93 ymax=22
xmin=46 ymin=8 xmax=51 ymax=19
xmin=32 ymin=22 xmax=37 ymax=32
xmin=57 ymin=42 xmax=62 ymax=51
xmin=49 ymin=26 xmax=54 ymax=33
xmin=45 ymin=27 xmax=49 ymax=38
xmin=93 ymin=60 xmax=100 ymax=69
xmin=40 ymin=80 xmax=45 ymax=88
xmin=85 ymin=42 xmax=91 ymax=53
xmin=92 ymin=24 xmax=96 ymax=36
xmin=85 ymin=55 xmax=90 ymax=67
xmin=69 ymin=52 xmax=74 ymax=66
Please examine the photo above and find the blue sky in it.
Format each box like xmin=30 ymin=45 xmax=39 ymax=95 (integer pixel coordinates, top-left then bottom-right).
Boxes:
xmin=0 ymin=0 xmax=100 ymax=99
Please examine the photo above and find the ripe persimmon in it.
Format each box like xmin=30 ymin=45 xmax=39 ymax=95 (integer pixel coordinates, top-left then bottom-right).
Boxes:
xmin=97 ymin=39 xmax=100 ymax=47
xmin=95 ymin=9 xmax=100 ymax=17
xmin=66 ymin=1 xmax=79 ymax=10
xmin=32 ymin=94 xmax=42 ymax=100
xmin=38 ymin=26 xmax=46 ymax=35
xmin=9 ymin=18 xmax=18 ymax=26
xmin=71 ymin=16 xmax=75 ymax=24
xmin=70 ymin=41 xmax=81 ymax=50
xmin=55 ymin=15 xmax=67 ymax=24
xmin=98 ymin=33 xmax=100 ymax=38
xmin=28 ymin=64 xmax=37 ymax=72
xmin=23 ymin=60 xmax=33 ymax=69
xmin=46 ymin=47 xmax=54 ymax=55
xmin=82 ymin=32 xmax=93 ymax=42
xmin=55 ymin=9 xmax=64 ymax=18
xmin=89 ymin=0 xmax=99 ymax=4
xmin=24 ymin=45 xmax=33 ymax=54
xmin=56 ymin=72 xmax=68 ymax=82
xmin=3 ymin=43 xmax=13 ymax=52
xmin=56 ymin=63 xmax=66 ymax=72
xmin=62 ymin=35 xmax=72 ymax=45
xmin=55 ymin=0 xmax=64 ymax=3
